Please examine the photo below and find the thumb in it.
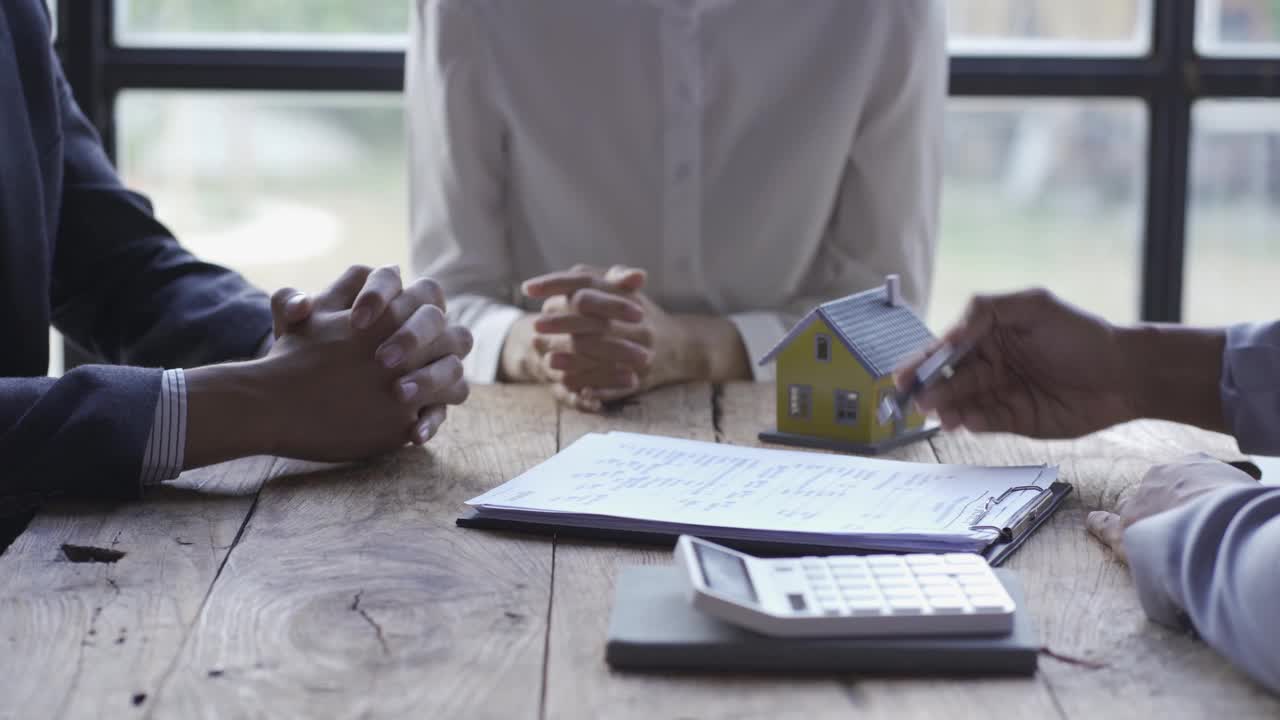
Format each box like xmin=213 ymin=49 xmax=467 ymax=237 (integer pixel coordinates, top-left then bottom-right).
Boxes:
xmin=1086 ymin=511 xmax=1128 ymax=562
xmin=270 ymin=287 xmax=313 ymax=338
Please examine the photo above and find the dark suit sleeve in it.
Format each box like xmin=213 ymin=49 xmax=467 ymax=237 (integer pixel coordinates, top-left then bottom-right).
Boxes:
xmin=0 ymin=366 xmax=161 ymax=501
xmin=47 ymin=67 xmax=272 ymax=368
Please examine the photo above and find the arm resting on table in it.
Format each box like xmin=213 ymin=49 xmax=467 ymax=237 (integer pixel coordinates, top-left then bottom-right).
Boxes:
xmin=1125 ymin=485 xmax=1280 ymax=695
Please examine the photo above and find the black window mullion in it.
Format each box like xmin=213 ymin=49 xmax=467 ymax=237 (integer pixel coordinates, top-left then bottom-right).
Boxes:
xmin=56 ymin=0 xmax=1275 ymax=333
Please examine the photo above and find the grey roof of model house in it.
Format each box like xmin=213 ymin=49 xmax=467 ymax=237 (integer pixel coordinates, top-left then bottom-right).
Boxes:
xmin=757 ymin=285 xmax=936 ymax=379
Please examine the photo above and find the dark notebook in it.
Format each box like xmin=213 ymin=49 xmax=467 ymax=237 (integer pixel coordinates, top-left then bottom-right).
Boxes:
xmin=605 ymin=566 xmax=1038 ymax=675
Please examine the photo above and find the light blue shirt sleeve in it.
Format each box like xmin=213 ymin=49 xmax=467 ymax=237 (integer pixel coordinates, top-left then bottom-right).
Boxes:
xmin=139 ymin=369 xmax=187 ymax=486
xmin=1122 ymin=320 xmax=1280 ymax=696
xmin=1220 ymin=321 xmax=1280 ymax=455
xmin=1124 ymin=486 xmax=1280 ymax=695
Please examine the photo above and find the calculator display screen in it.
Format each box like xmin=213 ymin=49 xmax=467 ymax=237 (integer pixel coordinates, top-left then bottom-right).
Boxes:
xmin=693 ymin=543 xmax=758 ymax=605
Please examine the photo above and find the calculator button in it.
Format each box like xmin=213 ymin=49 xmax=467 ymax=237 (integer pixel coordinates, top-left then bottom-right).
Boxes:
xmin=881 ymin=586 xmax=923 ymax=599
xmin=787 ymin=593 xmax=808 ymax=612
xmin=924 ymin=582 xmax=962 ymax=596
xmin=772 ymin=564 xmax=797 ymax=573
xmin=924 ymin=595 xmax=968 ymax=614
xmin=867 ymin=556 xmax=906 ymax=567
xmin=830 ymin=566 xmax=869 ymax=578
xmin=846 ymin=601 xmax=884 ymax=616
xmin=887 ymin=597 xmax=926 ymax=614
xmin=947 ymin=566 xmax=991 ymax=577
xmin=838 ymin=583 xmax=874 ymax=596
xmin=827 ymin=557 xmax=868 ymax=569
xmin=915 ymin=574 xmax=956 ymax=586
xmin=870 ymin=565 xmax=909 ymax=578
xmin=944 ymin=553 xmax=986 ymax=565
xmin=907 ymin=565 xmax=951 ymax=576
xmin=967 ymin=595 xmax=1011 ymax=612
xmin=874 ymin=577 xmax=914 ymax=589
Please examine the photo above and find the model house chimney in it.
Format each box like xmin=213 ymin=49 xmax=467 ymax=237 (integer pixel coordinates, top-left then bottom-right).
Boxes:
xmin=885 ymin=274 xmax=902 ymax=307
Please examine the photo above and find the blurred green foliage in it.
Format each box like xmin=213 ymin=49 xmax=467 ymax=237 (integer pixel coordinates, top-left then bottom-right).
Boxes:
xmin=120 ymin=0 xmax=407 ymax=34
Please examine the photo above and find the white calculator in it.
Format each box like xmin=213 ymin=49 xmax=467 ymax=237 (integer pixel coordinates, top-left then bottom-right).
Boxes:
xmin=674 ymin=535 xmax=1016 ymax=638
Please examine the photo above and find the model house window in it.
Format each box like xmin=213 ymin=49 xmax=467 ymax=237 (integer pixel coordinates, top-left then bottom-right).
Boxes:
xmin=834 ymin=390 xmax=859 ymax=425
xmin=815 ymin=334 xmax=830 ymax=362
xmin=788 ymin=384 xmax=812 ymax=419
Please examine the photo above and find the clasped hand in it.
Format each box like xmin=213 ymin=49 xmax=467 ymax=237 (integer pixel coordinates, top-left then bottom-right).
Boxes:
xmin=514 ymin=264 xmax=687 ymax=411
xmin=262 ymin=264 xmax=472 ymax=460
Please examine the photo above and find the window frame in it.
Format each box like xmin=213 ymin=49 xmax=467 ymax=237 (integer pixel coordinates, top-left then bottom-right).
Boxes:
xmin=51 ymin=0 xmax=1280 ymax=366
xmin=833 ymin=389 xmax=859 ymax=426
xmin=814 ymin=334 xmax=831 ymax=362
xmin=787 ymin=384 xmax=812 ymax=420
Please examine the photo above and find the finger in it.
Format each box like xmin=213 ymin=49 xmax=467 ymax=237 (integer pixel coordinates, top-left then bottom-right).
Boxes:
xmin=534 ymin=312 xmax=611 ymax=336
xmin=545 ymin=350 xmax=605 ymax=375
xmin=571 ymin=289 xmax=644 ymax=323
xmin=551 ymin=383 xmax=603 ymax=413
xmin=413 ymin=405 xmax=448 ymax=445
xmin=522 ymin=270 xmax=605 ymax=299
xmin=270 ymin=287 xmax=312 ymax=338
xmin=565 ymin=334 xmax=652 ymax=370
xmin=603 ymin=265 xmax=647 ymax=292
xmin=376 ymin=303 xmax=448 ymax=370
xmin=396 ymin=326 xmax=473 ymax=375
xmin=1086 ymin=511 xmax=1128 ymax=560
xmin=912 ymin=350 xmax=1001 ymax=414
xmin=540 ymin=295 xmax=569 ymax=314
xmin=351 ymin=264 xmax=403 ymax=330
xmin=316 ymin=265 xmax=374 ymax=312
xmin=396 ymin=354 xmax=466 ymax=406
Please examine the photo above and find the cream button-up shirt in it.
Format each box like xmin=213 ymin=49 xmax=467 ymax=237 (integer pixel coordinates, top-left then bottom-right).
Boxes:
xmin=407 ymin=0 xmax=946 ymax=382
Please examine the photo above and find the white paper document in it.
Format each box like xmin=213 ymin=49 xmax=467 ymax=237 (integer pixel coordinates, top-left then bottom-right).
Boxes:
xmin=467 ymin=432 xmax=1059 ymax=553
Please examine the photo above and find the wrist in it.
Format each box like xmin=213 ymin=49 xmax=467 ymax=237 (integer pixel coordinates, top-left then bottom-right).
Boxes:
xmin=184 ymin=360 xmax=282 ymax=468
xmin=499 ymin=314 xmax=539 ymax=383
xmin=1116 ymin=323 xmax=1227 ymax=432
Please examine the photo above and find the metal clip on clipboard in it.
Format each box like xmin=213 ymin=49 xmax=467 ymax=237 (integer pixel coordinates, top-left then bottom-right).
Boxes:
xmin=968 ymin=485 xmax=1058 ymax=543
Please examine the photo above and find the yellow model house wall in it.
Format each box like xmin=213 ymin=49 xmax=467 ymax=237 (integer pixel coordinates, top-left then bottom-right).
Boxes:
xmin=774 ymin=317 xmax=926 ymax=445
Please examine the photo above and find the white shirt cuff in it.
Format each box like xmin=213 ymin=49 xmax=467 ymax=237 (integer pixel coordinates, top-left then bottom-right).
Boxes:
xmin=462 ymin=305 xmax=525 ymax=383
xmin=140 ymin=369 xmax=188 ymax=486
xmin=727 ymin=311 xmax=790 ymax=382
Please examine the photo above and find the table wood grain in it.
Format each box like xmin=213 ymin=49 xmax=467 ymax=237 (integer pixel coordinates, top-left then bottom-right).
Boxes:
xmin=1 ymin=383 xmax=1276 ymax=720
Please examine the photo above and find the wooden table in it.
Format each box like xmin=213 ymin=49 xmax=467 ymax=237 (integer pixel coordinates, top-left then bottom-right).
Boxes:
xmin=3 ymin=383 xmax=1278 ymax=720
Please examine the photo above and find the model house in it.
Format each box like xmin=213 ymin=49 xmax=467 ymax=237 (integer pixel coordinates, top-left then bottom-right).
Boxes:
xmin=757 ymin=276 xmax=938 ymax=454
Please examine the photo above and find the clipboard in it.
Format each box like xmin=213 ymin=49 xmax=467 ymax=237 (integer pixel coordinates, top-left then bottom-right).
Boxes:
xmin=457 ymin=481 xmax=1073 ymax=567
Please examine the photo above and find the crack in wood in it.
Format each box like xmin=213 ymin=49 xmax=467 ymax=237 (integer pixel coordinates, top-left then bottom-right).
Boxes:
xmin=710 ymin=383 xmax=725 ymax=443
xmin=350 ymin=591 xmax=390 ymax=656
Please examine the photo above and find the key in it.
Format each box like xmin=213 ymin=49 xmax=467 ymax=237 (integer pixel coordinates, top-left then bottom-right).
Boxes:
xmin=967 ymin=594 xmax=1011 ymax=612
xmin=925 ymin=595 xmax=968 ymax=614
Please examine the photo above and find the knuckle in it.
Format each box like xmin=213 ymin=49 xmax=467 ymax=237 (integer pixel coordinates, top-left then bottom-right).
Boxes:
xmin=454 ymin=326 xmax=475 ymax=355
xmin=413 ymin=277 xmax=446 ymax=306
xmin=453 ymin=381 xmax=472 ymax=405
xmin=271 ymin=287 xmax=298 ymax=306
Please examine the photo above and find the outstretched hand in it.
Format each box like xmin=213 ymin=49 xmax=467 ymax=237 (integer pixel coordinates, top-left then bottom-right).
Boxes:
xmin=895 ymin=288 xmax=1137 ymax=439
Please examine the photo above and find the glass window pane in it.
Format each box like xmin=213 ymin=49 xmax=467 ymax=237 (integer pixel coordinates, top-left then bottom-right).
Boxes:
xmin=116 ymin=91 xmax=407 ymax=298
xmin=1186 ymin=100 xmax=1280 ymax=324
xmin=1197 ymin=0 xmax=1280 ymax=56
xmin=947 ymin=0 xmax=1151 ymax=55
xmin=114 ymin=0 xmax=406 ymax=49
xmin=931 ymin=98 xmax=1146 ymax=329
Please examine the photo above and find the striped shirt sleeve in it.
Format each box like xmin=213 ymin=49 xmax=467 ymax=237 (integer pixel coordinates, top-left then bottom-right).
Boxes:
xmin=139 ymin=369 xmax=188 ymax=486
